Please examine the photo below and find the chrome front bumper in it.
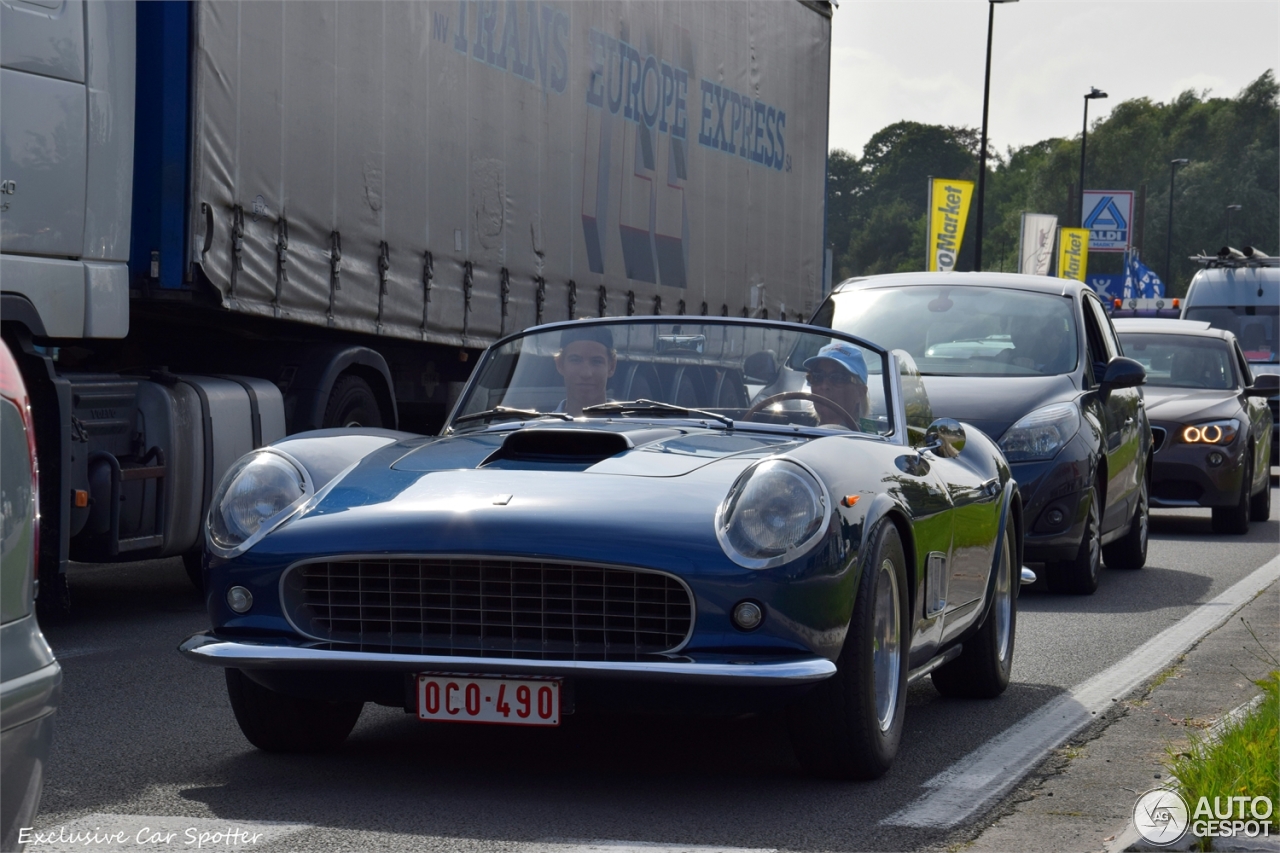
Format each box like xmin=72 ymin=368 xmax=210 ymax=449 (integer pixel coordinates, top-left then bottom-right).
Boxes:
xmin=179 ymin=632 xmax=836 ymax=686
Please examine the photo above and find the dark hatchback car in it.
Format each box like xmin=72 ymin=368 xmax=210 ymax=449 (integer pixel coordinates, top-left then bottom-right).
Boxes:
xmin=813 ymin=273 xmax=1151 ymax=594
xmin=1114 ymin=318 xmax=1274 ymax=533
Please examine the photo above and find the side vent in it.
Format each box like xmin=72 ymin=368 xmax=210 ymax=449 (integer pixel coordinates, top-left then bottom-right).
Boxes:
xmin=484 ymin=429 xmax=633 ymax=465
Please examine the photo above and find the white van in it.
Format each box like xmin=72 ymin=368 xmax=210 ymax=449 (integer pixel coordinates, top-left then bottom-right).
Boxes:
xmin=1181 ymin=248 xmax=1279 ymax=463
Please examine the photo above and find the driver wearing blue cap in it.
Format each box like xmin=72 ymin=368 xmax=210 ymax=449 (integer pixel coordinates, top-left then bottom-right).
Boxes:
xmin=803 ymin=341 xmax=870 ymax=430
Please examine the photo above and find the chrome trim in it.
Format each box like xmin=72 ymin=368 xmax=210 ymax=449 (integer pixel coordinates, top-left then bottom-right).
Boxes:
xmin=278 ymin=553 xmax=698 ymax=656
xmin=714 ymin=457 xmax=833 ymax=570
xmin=906 ymin=645 xmax=962 ymax=685
xmin=1020 ymin=565 xmax=1038 ymax=585
xmin=179 ymin=633 xmax=836 ymax=686
xmin=1151 ymin=426 xmax=1167 ymax=453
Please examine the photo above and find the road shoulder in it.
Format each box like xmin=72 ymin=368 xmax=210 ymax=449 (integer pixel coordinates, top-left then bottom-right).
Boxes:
xmin=938 ymin=579 xmax=1278 ymax=853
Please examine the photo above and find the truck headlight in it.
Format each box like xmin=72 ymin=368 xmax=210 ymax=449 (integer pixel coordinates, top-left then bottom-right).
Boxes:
xmin=1180 ymin=419 xmax=1239 ymax=445
xmin=207 ymin=450 xmax=312 ymax=557
xmin=716 ymin=458 xmax=830 ymax=569
xmin=999 ymin=403 xmax=1081 ymax=462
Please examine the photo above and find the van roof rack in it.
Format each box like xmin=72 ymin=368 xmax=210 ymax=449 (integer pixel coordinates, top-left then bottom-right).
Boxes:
xmin=1190 ymin=246 xmax=1280 ymax=268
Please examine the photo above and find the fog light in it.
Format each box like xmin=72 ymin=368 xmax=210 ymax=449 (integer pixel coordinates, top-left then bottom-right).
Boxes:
xmin=1207 ymin=451 xmax=1225 ymax=467
xmin=1046 ymin=508 xmax=1065 ymax=526
xmin=227 ymin=586 xmax=253 ymax=613
xmin=732 ymin=600 xmax=764 ymax=631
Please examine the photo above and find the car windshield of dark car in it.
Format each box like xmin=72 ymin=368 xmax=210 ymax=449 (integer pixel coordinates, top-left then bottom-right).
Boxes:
xmin=817 ymin=286 xmax=1079 ymax=377
xmin=448 ymin=319 xmax=892 ymax=436
xmin=1118 ymin=334 xmax=1237 ymax=390
xmin=1184 ymin=305 xmax=1278 ymax=364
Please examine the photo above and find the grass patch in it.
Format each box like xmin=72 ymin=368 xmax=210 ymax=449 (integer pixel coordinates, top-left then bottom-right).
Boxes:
xmin=1167 ymin=669 xmax=1279 ymax=831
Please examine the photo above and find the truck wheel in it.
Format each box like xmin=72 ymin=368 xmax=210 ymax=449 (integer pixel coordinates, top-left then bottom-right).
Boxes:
xmin=1212 ymin=451 xmax=1251 ymax=535
xmin=1103 ymin=476 xmax=1148 ymax=570
xmin=225 ymin=668 xmax=363 ymax=752
xmin=1047 ymin=484 xmax=1101 ymax=595
xmin=322 ymin=375 xmax=383 ymax=429
xmin=787 ymin=521 xmax=908 ymax=780
xmin=36 ymin=568 xmax=71 ymax=619
xmin=932 ymin=523 xmax=1016 ymax=699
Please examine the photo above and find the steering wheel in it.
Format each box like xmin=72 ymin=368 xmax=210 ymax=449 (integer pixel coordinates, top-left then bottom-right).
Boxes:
xmin=742 ymin=391 xmax=859 ymax=430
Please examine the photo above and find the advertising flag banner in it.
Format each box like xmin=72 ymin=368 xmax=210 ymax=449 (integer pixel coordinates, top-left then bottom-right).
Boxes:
xmin=1017 ymin=213 xmax=1058 ymax=275
xmin=1058 ymin=228 xmax=1090 ymax=281
xmin=927 ymin=178 xmax=974 ymax=272
xmin=1081 ymin=190 xmax=1134 ymax=251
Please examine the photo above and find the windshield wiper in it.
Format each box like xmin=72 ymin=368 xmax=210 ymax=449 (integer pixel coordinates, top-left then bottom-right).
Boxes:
xmin=581 ymin=399 xmax=733 ymax=427
xmin=451 ymin=406 xmax=572 ymax=426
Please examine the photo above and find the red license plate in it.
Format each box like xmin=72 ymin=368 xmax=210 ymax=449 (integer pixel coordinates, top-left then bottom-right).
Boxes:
xmin=416 ymin=674 xmax=560 ymax=726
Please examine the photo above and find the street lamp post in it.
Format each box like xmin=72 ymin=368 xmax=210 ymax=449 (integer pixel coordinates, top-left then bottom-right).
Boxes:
xmin=972 ymin=0 xmax=1018 ymax=272
xmin=1078 ymin=87 xmax=1108 ymax=227
xmin=1226 ymin=204 xmax=1242 ymax=247
xmin=1165 ymin=158 xmax=1189 ymax=287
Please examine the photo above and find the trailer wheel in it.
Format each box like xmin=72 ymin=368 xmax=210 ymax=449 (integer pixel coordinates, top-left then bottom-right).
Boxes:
xmin=322 ymin=376 xmax=383 ymax=428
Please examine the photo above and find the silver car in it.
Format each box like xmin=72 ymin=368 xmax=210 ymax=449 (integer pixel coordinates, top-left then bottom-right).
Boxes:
xmin=1 ymin=339 xmax=60 ymax=851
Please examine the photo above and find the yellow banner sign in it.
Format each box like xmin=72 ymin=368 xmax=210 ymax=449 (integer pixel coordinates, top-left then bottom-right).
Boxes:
xmin=1057 ymin=227 xmax=1089 ymax=281
xmin=927 ymin=178 xmax=974 ymax=272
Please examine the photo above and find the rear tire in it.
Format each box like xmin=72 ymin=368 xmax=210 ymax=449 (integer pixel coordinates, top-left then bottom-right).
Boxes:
xmin=932 ymin=524 xmax=1016 ymax=699
xmin=1047 ymin=484 xmax=1102 ymax=595
xmin=1103 ymin=476 xmax=1148 ymax=570
xmin=225 ymin=668 xmax=363 ymax=752
xmin=787 ymin=521 xmax=909 ymax=780
xmin=1212 ymin=452 xmax=1251 ymax=535
xmin=322 ymin=375 xmax=383 ymax=429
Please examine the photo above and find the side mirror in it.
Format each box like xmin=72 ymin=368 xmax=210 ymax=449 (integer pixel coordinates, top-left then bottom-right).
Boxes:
xmin=1246 ymin=373 xmax=1280 ymax=397
xmin=744 ymin=350 xmax=779 ymax=384
xmin=1101 ymin=356 xmax=1146 ymax=390
xmin=923 ymin=418 xmax=966 ymax=458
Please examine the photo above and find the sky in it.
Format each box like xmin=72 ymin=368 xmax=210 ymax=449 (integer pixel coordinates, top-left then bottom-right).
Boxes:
xmin=828 ymin=0 xmax=1280 ymax=158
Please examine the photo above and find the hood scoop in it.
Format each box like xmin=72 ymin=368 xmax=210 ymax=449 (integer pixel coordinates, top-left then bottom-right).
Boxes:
xmin=482 ymin=429 xmax=635 ymax=466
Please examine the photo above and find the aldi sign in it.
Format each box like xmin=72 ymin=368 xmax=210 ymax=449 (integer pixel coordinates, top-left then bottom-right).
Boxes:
xmin=1082 ymin=191 xmax=1134 ymax=252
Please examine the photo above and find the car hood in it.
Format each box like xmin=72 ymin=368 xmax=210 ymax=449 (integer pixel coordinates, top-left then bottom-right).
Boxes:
xmin=918 ymin=374 xmax=1080 ymax=441
xmin=1142 ymin=388 xmax=1242 ymax=425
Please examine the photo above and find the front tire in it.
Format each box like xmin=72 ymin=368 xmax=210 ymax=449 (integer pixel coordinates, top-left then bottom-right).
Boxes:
xmin=1103 ymin=476 xmax=1148 ymax=570
xmin=225 ymin=669 xmax=363 ymax=752
xmin=1249 ymin=452 xmax=1271 ymax=522
xmin=787 ymin=521 xmax=909 ymax=780
xmin=1048 ymin=484 xmax=1102 ymax=595
xmin=1212 ymin=451 xmax=1251 ymax=535
xmin=932 ymin=524 xmax=1016 ymax=699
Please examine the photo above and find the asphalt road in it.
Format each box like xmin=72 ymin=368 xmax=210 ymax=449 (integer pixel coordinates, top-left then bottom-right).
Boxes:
xmin=30 ymin=487 xmax=1280 ymax=853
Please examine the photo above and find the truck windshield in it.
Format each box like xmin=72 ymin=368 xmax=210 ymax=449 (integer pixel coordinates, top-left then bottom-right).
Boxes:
xmin=1184 ymin=306 xmax=1278 ymax=364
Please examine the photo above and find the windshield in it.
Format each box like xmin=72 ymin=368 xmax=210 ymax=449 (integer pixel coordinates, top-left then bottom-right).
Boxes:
xmin=815 ymin=285 xmax=1079 ymax=377
xmin=448 ymin=318 xmax=892 ymax=436
xmin=1118 ymin=334 xmax=1238 ymax=390
xmin=1184 ymin=305 xmax=1278 ymax=364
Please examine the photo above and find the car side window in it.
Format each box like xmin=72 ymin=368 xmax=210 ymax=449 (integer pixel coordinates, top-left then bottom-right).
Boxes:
xmin=1080 ymin=298 xmax=1111 ymax=383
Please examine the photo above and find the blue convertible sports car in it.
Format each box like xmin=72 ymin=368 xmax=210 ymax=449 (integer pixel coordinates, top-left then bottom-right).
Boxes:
xmin=181 ymin=317 xmax=1023 ymax=780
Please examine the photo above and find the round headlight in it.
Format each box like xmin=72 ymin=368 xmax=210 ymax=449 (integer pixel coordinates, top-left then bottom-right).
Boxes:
xmin=208 ymin=450 xmax=310 ymax=555
xmin=717 ymin=459 xmax=829 ymax=569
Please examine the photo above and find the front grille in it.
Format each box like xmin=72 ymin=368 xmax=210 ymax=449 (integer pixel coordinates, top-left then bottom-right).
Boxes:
xmin=283 ymin=557 xmax=693 ymax=660
xmin=1151 ymin=426 xmax=1167 ymax=453
xmin=1153 ymin=480 xmax=1203 ymax=503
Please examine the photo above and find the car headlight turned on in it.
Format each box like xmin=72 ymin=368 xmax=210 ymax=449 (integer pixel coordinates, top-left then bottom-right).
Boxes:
xmin=716 ymin=458 xmax=830 ymax=569
xmin=1180 ymin=419 xmax=1239 ymax=445
xmin=998 ymin=403 xmax=1081 ymax=463
xmin=208 ymin=450 xmax=312 ymax=557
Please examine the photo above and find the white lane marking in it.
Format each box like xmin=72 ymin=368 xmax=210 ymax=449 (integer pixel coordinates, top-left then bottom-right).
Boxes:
xmin=19 ymin=814 xmax=309 ymax=852
xmin=529 ymin=843 xmax=776 ymax=853
xmin=884 ymin=555 xmax=1280 ymax=828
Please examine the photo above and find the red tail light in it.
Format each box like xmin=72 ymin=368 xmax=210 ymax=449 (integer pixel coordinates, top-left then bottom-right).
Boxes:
xmin=0 ymin=342 xmax=39 ymax=584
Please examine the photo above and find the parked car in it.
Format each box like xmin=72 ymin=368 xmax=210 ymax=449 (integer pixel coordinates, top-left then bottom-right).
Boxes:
xmin=812 ymin=272 xmax=1151 ymax=595
xmin=1113 ymin=318 xmax=1274 ymax=533
xmin=0 ymin=340 xmax=60 ymax=852
xmin=181 ymin=317 xmax=1023 ymax=780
